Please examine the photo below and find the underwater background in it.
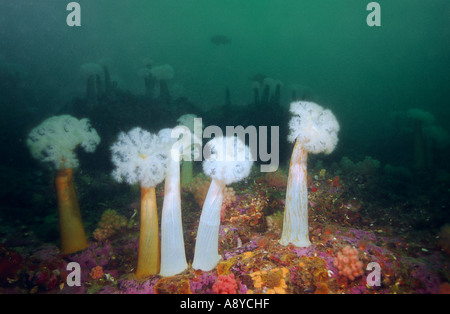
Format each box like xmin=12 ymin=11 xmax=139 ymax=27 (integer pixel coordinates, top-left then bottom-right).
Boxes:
xmin=0 ymin=0 xmax=449 ymax=294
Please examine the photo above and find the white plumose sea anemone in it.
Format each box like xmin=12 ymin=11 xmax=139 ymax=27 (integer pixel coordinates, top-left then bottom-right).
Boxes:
xmin=405 ymin=109 xmax=449 ymax=170
xmin=176 ymin=114 xmax=203 ymax=186
xmin=177 ymin=114 xmax=203 ymax=136
xmin=138 ymin=67 xmax=152 ymax=78
xmin=80 ymin=63 xmax=103 ymax=77
xmin=281 ymin=101 xmax=339 ymax=248
xmin=406 ymin=108 xmax=435 ymax=127
xmin=176 ymin=114 xmax=203 ymax=160
xmin=157 ymin=126 xmax=203 ymax=276
xmin=158 ymin=127 xmax=194 ymax=277
xmin=150 ymin=64 xmax=174 ymax=81
xmin=192 ymin=136 xmax=253 ymax=271
xmin=405 ymin=108 xmax=440 ymax=171
xmin=425 ymin=125 xmax=450 ymax=149
xmin=288 ymin=101 xmax=339 ymax=153
xmin=27 ymin=115 xmax=100 ymax=170
xmin=202 ymin=135 xmax=253 ymax=185
xmin=110 ymin=127 xmax=169 ymax=278
xmin=80 ymin=63 xmax=103 ymax=104
xmin=110 ymin=127 xmax=168 ymax=188
xmin=150 ymin=64 xmax=174 ymax=103
xmin=27 ymin=114 xmax=100 ymax=254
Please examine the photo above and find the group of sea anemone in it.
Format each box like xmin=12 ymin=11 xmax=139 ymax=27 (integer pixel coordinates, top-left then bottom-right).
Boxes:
xmin=137 ymin=60 xmax=174 ymax=102
xmin=393 ymin=108 xmax=450 ymax=172
xmin=26 ymin=100 xmax=341 ymax=279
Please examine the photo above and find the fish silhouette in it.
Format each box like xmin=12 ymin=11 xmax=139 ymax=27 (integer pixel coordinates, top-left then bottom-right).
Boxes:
xmin=210 ymin=35 xmax=231 ymax=45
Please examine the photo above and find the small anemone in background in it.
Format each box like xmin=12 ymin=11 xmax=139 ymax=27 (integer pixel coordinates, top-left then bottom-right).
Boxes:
xmin=398 ymin=108 xmax=450 ymax=172
xmin=150 ymin=64 xmax=174 ymax=104
xmin=80 ymin=63 xmax=103 ymax=105
xmin=176 ymin=113 xmax=204 ymax=187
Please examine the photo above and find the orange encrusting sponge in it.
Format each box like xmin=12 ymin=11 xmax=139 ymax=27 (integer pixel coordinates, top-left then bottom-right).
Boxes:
xmin=135 ymin=186 xmax=160 ymax=278
xmin=55 ymin=168 xmax=89 ymax=254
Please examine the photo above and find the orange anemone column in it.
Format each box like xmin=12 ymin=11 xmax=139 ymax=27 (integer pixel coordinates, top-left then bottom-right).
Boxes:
xmin=136 ymin=186 xmax=160 ymax=278
xmin=55 ymin=168 xmax=89 ymax=254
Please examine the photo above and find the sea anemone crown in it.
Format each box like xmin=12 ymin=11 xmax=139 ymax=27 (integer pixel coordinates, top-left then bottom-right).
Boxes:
xmin=288 ymin=101 xmax=340 ymax=154
xmin=203 ymin=135 xmax=253 ymax=185
xmin=110 ymin=127 xmax=168 ymax=187
xmin=27 ymin=115 xmax=100 ymax=169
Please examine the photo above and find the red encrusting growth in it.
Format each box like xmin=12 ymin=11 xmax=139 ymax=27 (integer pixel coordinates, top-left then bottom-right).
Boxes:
xmin=333 ymin=246 xmax=364 ymax=281
xmin=213 ymin=274 xmax=238 ymax=294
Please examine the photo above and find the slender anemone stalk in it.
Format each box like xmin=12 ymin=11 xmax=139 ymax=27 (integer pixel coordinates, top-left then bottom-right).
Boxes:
xmin=176 ymin=114 xmax=204 ymax=187
xmin=27 ymin=115 xmax=100 ymax=254
xmin=252 ymin=81 xmax=260 ymax=106
xmin=80 ymin=63 xmax=103 ymax=106
xmin=192 ymin=135 xmax=253 ymax=271
xmin=280 ymin=101 xmax=339 ymax=247
xmin=138 ymin=57 xmax=154 ymax=98
xmin=405 ymin=109 xmax=435 ymax=172
xmin=158 ymin=127 xmax=202 ymax=277
xmin=110 ymin=127 xmax=168 ymax=278
xmin=150 ymin=64 xmax=174 ymax=104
